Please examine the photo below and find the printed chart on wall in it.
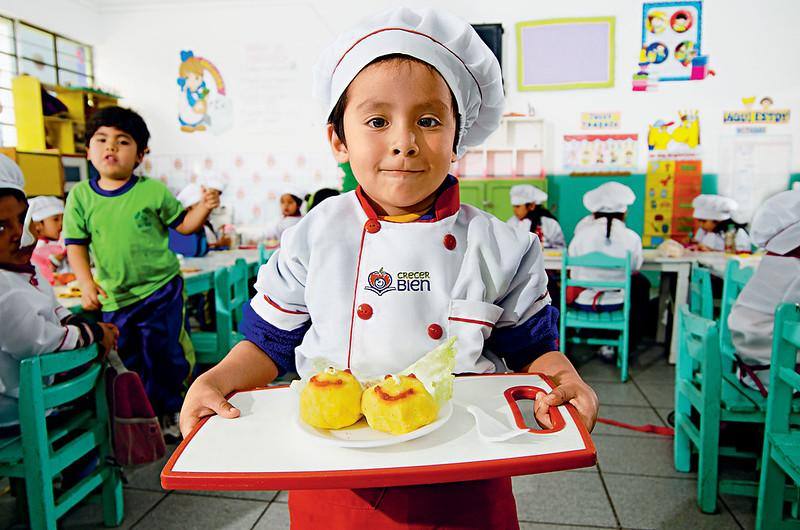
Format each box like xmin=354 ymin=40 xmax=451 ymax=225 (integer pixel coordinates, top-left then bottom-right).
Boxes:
xmin=641 ymin=1 xmax=702 ymax=81
xmin=718 ymin=135 xmax=792 ymax=222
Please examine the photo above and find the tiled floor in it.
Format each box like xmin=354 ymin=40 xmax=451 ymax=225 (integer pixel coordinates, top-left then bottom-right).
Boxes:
xmin=0 ymin=345 xmax=755 ymax=529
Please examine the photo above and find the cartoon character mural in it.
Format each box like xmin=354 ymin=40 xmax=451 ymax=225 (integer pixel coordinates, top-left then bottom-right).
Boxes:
xmin=177 ymin=50 xmax=233 ymax=134
xmin=647 ymin=110 xmax=700 ymax=152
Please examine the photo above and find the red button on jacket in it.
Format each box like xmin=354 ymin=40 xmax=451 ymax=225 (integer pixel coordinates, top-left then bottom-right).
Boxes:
xmin=357 ymin=304 xmax=373 ymax=320
xmin=364 ymin=220 xmax=381 ymax=234
xmin=427 ymin=323 xmax=443 ymax=340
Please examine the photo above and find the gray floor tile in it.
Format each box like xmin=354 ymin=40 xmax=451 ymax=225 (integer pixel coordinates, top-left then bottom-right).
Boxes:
xmin=253 ymin=501 xmax=290 ymax=530
xmin=594 ymin=435 xmax=695 ymax=478
xmin=594 ymin=405 xmax=667 ymax=438
xmin=182 ymin=489 xmax=279 ymax=502
xmin=656 ymin=408 xmax=674 ymax=427
xmin=274 ymin=491 xmax=288 ymax=503
xmin=519 ymin=522 xmax=617 ymax=530
xmin=134 ymin=493 xmax=266 ymax=530
xmin=591 ymin=381 xmax=649 ymax=407
xmin=124 ymin=445 xmax=176 ymax=492
xmin=604 ymin=474 xmax=740 ymax=529
xmin=61 ymin=489 xmax=164 ymax=529
xmin=721 ymin=493 xmax=756 ymax=530
xmin=634 ymin=381 xmax=676 ymax=408
xmin=632 ymin=360 xmax=675 ymax=384
xmin=577 ymin=359 xmax=624 ymax=383
xmin=513 ymin=470 xmax=617 ymax=527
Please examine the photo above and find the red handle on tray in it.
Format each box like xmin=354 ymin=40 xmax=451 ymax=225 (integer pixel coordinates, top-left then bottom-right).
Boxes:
xmin=503 ymin=385 xmax=566 ymax=434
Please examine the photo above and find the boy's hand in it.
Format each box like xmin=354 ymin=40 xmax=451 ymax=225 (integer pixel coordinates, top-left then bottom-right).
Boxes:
xmin=534 ymin=379 xmax=598 ymax=432
xmin=80 ymin=280 xmax=107 ymax=311
xmin=201 ymin=187 xmax=220 ymax=211
xmin=180 ymin=374 xmax=240 ymax=437
xmin=97 ymin=322 xmax=119 ymax=356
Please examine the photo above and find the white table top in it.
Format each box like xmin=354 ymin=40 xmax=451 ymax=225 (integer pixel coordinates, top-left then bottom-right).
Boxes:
xmin=161 ymin=374 xmax=596 ymax=490
xmin=543 ymin=248 xmax=761 ymax=275
xmin=54 ymin=248 xmax=262 ymax=310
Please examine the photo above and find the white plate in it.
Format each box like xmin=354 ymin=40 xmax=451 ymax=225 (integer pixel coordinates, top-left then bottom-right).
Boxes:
xmin=296 ymin=402 xmax=453 ymax=448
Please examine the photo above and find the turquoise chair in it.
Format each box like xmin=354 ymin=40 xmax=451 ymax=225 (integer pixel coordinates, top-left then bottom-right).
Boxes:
xmin=257 ymin=243 xmax=274 ymax=267
xmin=756 ymin=303 xmax=800 ymax=529
xmin=0 ymin=345 xmax=123 ymax=529
xmin=689 ymin=265 xmax=714 ymax=319
xmin=719 ymin=261 xmax=755 ymax=360
xmin=192 ymin=258 xmax=249 ymax=364
xmin=560 ymin=251 xmax=632 ymax=382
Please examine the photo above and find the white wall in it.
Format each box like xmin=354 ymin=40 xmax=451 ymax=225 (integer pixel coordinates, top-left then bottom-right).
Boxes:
xmin=1 ymin=0 xmax=103 ymax=44
xmin=11 ymin=0 xmax=800 ymax=224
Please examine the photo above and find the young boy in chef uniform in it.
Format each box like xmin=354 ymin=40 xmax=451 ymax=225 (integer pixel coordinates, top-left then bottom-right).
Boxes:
xmin=728 ymin=190 xmax=800 ymax=393
xmin=180 ymin=7 xmax=598 ymax=529
xmin=691 ymin=194 xmax=752 ymax=253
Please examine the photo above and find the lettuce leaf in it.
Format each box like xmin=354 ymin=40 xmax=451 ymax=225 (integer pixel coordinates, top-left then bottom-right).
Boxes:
xmin=400 ymin=337 xmax=457 ymax=407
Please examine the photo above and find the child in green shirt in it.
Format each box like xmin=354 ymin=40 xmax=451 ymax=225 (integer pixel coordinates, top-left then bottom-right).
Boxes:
xmin=64 ymin=106 xmax=219 ymax=440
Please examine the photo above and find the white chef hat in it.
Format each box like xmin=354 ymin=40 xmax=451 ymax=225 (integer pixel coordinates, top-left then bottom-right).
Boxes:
xmin=281 ymin=185 xmax=307 ymax=204
xmin=750 ymin=190 xmax=800 ymax=254
xmin=0 ymin=154 xmax=24 ymax=193
xmin=200 ymin=171 xmax=226 ymax=193
xmin=692 ymin=194 xmax=738 ymax=221
xmin=177 ymin=183 xmax=203 ymax=208
xmin=312 ymin=6 xmax=505 ymax=158
xmin=510 ymin=184 xmax=547 ymax=206
xmin=28 ymin=196 xmax=64 ymax=222
xmin=583 ymin=182 xmax=636 ymax=213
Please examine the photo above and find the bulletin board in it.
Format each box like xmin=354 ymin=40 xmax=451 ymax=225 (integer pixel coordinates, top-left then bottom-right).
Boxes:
xmin=641 ymin=2 xmax=702 ymax=81
xmin=516 ymin=17 xmax=615 ymax=91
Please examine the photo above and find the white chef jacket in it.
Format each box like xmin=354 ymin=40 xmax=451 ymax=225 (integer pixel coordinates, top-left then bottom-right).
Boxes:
xmin=246 ymin=181 xmax=554 ymax=381
xmin=0 ymin=266 xmax=86 ymax=426
xmin=264 ymin=215 xmax=302 ymax=242
xmin=506 ymin=216 xmax=565 ymax=249
xmin=728 ymin=256 xmax=800 ymax=390
xmin=567 ymin=218 xmax=643 ymax=307
xmin=694 ymin=227 xmax=752 ymax=252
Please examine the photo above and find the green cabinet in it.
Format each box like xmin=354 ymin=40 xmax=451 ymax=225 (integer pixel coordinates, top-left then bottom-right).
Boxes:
xmin=459 ymin=178 xmax=548 ymax=221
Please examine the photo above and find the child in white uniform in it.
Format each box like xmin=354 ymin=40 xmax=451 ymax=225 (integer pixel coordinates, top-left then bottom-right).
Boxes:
xmin=568 ymin=182 xmax=650 ymax=356
xmin=0 ymin=155 xmax=117 ymax=428
xmin=179 ymin=8 xmax=597 ymax=529
xmin=507 ymin=184 xmax=565 ymax=248
xmin=264 ymin=185 xmax=305 ymax=242
xmin=28 ymin=196 xmax=67 ymax=285
xmin=691 ymin=194 xmax=752 ymax=252
xmin=728 ymin=190 xmax=800 ymax=393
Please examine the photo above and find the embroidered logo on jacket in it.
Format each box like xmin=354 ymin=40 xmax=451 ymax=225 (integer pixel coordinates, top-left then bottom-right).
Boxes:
xmin=364 ymin=268 xmax=431 ymax=296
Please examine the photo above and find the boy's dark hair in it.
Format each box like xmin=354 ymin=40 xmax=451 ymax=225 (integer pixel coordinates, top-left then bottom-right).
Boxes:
xmin=327 ymin=54 xmax=461 ymax=155
xmin=306 ymin=188 xmax=340 ymax=211
xmin=0 ymin=188 xmax=27 ymax=204
xmin=85 ymin=106 xmax=150 ymax=155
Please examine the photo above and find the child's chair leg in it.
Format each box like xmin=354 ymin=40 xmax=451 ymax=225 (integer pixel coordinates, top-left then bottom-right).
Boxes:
xmin=674 ymin=390 xmax=692 ymax=473
xmin=697 ymin=385 xmax=721 ymax=513
xmin=619 ymin=329 xmax=629 ymax=382
xmin=757 ymin=445 xmax=788 ymax=530
xmin=102 ymin=467 xmax=124 ymax=527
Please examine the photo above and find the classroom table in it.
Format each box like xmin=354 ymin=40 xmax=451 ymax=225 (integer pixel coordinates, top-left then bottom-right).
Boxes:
xmin=161 ymin=373 xmax=596 ymax=491
xmin=544 ymin=249 xmax=763 ymax=363
xmin=54 ymin=248 xmax=264 ymax=312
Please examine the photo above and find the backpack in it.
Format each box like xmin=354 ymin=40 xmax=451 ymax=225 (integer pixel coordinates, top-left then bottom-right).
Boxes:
xmin=106 ymin=351 xmax=166 ymax=465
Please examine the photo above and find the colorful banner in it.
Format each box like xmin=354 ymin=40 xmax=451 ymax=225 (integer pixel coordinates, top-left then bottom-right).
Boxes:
xmin=581 ymin=112 xmax=621 ymax=129
xmin=563 ymin=133 xmax=638 ymax=174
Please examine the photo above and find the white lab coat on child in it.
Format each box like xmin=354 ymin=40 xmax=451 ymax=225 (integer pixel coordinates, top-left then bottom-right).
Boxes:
xmin=728 ymin=256 xmax=800 ymax=390
xmin=264 ymin=215 xmax=302 ymax=242
xmin=506 ymin=216 xmax=566 ymax=248
xmin=567 ymin=217 xmax=644 ymax=307
xmin=0 ymin=267 xmax=84 ymax=426
xmin=694 ymin=227 xmax=752 ymax=253
xmin=251 ymin=189 xmax=551 ymax=380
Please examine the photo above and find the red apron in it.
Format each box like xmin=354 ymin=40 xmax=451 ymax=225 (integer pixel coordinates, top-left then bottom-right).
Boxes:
xmin=289 ymin=477 xmax=519 ymax=529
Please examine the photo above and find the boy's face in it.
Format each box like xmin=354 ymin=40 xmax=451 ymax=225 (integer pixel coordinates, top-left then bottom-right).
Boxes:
xmin=0 ymin=195 xmax=33 ymax=266
xmin=87 ymin=126 xmax=143 ymax=181
xmin=280 ymin=194 xmax=299 ymax=216
xmin=328 ymin=59 xmax=457 ymax=216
